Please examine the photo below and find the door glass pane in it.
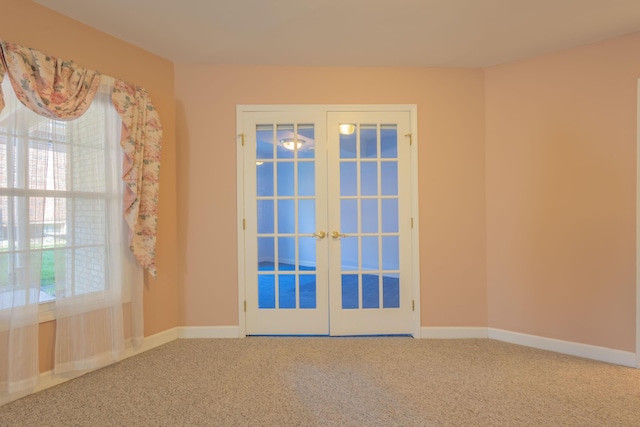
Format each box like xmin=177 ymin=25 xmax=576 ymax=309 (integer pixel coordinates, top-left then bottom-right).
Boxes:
xmin=340 ymin=125 xmax=357 ymax=159
xmin=382 ymin=236 xmax=399 ymax=270
xmin=256 ymin=162 xmax=274 ymax=197
xmin=278 ymin=237 xmax=295 ymax=270
xmin=256 ymin=124 xmax=274 ymax=159
xmin=381 ymin=199 xmax=398 ymax=233
xmin=360 ymin=162 xmax=377 ymax=196
xmin=298 ymin=162 xmax=315 ymax=196
xmin=380 ymin=125 xmax=397 ymax=158
xmin=277 ymin=162 xmax=294 ymax=196
xmin=362 ymin=274 xmax=380 ymax=309
xmin=340 ymin=199 xmax=358 ymax=234
xmin=257 ymin=200 xmax=274 ymax=234
xmin=341 ymin=237 xmax=358 ymax=271
xmin=361 ymin=236 xmax=378 ymax=270
xmin=360 ymin=125 xmax=377 ymax=159
xmin=342 ymin=274 xmax=358 ymax=309
xmin=381 ymin=162 xmax=397 ymax=196
xmin=278 ymin=275 xmax=296 ymax=308
xmin=361 ymin=199 xmax=378 ymax=233
xmin=258 ymin=274 xmax=275 ymax=309
xmin=298 ymin=200 xmax=315 ymax=234
xmin=298 ymin=237 xmax=316 ymax=271
xmin=276 ymin=124 xmax=295 ymax=159
xmin=299 ymin=274 xmax=316 ymax=308
xmin=277 ymin=200 xmax=294 ymax=233
xmin=340 ymin=162 xmax=357 ymax=196
xmin=297 ymin=124 xmax=315 ymax=159
xmin=383 ymin=274 xmax=400 ymax=308
xmin=258 ymin=237 xmax=274 ymax=271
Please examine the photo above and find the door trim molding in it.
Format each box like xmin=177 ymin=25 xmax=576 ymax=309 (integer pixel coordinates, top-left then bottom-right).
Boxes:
xmin=236 ymin=104 xmax=420 ymax=337
xmin=636 ymin=79 xmax=640 ymax=367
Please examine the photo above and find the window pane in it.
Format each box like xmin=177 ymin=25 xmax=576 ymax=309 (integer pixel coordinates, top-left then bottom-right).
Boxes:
xmin=277 ymin=162 xmax=294 ymax=196
xmin=75 ymin=198 xmax=105 ymax=246
xmin=341 ymin=237 xmax=358 ymax=271
xmin=342 ymin=274 xmax=358 ymax=309
xmin=340 ymin=127 xmax=357 ymax=159
xmin=383 ymin=274 xmax=400 ymax=308
xmin=298 ymin=200 xmax=315 ymax=234
xmin=340 ymin=162 xmax=357 ymax=196
xmin=340 ymin=199 xmax=358 ymax=234
xmin=72 ymin=146 xmax=105 ymax=192
xmin=298 ymin=237 xmax=316 ymax=271
xmin=258 ymin=237 xmax=274 ymax=271
xmin=278 ymin=275 xmax=296 ymax=309
xmin=361 ymin=236 xmax=378 ymax=270
xmin=381 ymin=199 xmax=398 ymax=233
xmin=361 ymin=199 xmax=378 ymax=233
xmin=278 ymin=237 xmax=295 ymax=271
xmin=382 ymin=236 xmax=399 ymax=270
xmin=257 ymin=200 xmax=274 ymax=234
xmin=256 ymin=124 xmax=274 ymax=159
xmin=299 ymin=274 xmax=316 ymax=309
xmin=74 ymin=246 xmax=105 ymax=295
xmin=256 ymin=162 xmax=274 ymax=197
xmin=277 ymin=200 xmax=295 ymax=234
xmin=297 ymin=124 xmax=315 ymax=159
xmin=298 ymin=162 xmax=314 ymax=196
xmin=381 ymin=162 xmax=398 ymax=196
xmin=258 ymin=274 xmax=276 ymax=308
xmin=380 ymin=125 xmax=397 ymax=158
xmin=360 ymin=125 xmax=377 ymax=159
xmin=360 ymin=162 xmax=377 ymax=196
xmin=276 ymin=124 xmax=295 ymax=159
xmin=362 ymin=274 xmax=380 ymax=309
xmin=0 ymin=137 xmax=7 ymax=188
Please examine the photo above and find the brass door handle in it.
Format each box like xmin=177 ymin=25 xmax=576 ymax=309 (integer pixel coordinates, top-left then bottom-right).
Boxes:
xmin=331 ymin=231 xmax=347 ymax=239
xmin=312 ymin=231 xmax=326 ymax=239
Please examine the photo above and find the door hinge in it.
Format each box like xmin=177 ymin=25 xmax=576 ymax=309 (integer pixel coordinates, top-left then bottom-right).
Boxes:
xmin=243 ymin=219 xmax=246 ymax=230
xmin=412 ymin=300 xmax=415 ymax=311
xmin=244 ymin=301 xmax=247 ymax=312
xmin=405 ymin=133 xmax=412 ymax=145
xmin=411 ymin=217 xmax=414 ymax=229
xmin=239 ymin=133 xmax=245 ymax=146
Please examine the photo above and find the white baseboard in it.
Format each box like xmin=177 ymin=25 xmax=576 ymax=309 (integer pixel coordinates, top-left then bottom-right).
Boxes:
xmin=178 ymin=326 xmax=240 ymax=339
xmin=421 ymin=326 xmax=637 ymax=368
xmin=488 ymin=328 xmax=637 ymax=368
xmin=421 ymin=327 xmax=489 ymax=339
xmin=6 ymin=327 xmax=181 ymax=406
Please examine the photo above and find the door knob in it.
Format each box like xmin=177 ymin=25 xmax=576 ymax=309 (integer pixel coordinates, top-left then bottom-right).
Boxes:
xmin=331 ymin=231 xmax=347 ymax=239
xmin=312 ymin=231 xmax=326 ymax=239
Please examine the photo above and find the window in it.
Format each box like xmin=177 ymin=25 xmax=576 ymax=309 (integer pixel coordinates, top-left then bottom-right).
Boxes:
xmin=0 ymin=76 xmax=121 ymax=309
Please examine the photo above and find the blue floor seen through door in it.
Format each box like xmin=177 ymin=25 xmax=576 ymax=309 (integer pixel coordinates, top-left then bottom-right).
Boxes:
xmin=257 ymin=263 xmax=399 ymax=309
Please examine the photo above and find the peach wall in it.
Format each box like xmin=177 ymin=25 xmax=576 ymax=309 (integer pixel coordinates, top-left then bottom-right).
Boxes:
xmin=175 ymin=65 xmax=487 ymax=328
xmin=485 ymin=32 xmax=640 ymax=351
xmin=2 ymin=0 xmax=178 ymax=371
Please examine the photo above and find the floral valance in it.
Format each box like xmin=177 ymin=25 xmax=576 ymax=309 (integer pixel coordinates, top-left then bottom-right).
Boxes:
xmin=0 ymin=41 xmax=162 ymax=277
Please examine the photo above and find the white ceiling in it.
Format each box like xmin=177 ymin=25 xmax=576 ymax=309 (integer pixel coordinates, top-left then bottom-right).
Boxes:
xmin=34 ymin=0 xmax=640 ymax=68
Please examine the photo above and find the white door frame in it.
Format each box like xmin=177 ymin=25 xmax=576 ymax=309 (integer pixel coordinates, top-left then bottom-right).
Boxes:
xmin=236 ymin=104 xmax=421 ymax=338
xmin=636 ymin=80 xmax=640 ymax=368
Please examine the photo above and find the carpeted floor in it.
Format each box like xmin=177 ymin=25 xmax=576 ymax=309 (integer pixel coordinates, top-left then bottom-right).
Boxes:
xmin=1 ymin=337 xmax=639 ymax=426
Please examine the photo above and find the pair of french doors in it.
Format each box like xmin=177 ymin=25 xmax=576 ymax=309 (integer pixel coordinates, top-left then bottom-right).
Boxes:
xmin=239 ymin=107 xmax=416 ymax=336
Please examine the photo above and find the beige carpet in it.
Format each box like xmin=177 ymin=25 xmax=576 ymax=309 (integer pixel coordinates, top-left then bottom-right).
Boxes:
xmin=1 ymin=337 xmax=639 ymax=426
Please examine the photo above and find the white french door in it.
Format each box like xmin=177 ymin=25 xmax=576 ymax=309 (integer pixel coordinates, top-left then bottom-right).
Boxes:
xmin=239 ymin=106 xmax=416 ymax=336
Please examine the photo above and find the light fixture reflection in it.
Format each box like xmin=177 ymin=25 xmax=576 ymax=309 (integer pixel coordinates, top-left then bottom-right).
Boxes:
xmin=339 ymin=124 xmax=355 ymax=135
xmin=279 ymin=138 xmax=302 ymax=150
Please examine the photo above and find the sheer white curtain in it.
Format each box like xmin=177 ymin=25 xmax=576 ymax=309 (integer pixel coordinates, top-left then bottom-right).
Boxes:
xmin=0 ymin=74 xmax=142 ymax=403
xmin=52 ymin=76 xmax=143 ymax=373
